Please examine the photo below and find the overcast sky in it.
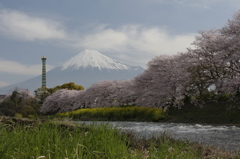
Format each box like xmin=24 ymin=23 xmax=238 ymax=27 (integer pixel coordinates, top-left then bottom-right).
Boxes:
xmin=0 ymin=0 xmax=239 ymax=88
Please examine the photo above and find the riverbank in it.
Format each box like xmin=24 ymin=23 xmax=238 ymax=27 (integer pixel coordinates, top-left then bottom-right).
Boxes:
xmin=56 ymin=103 xmax=240 ymax=125
xmin=0 ymin=116 xmax=239 ymax=158
xmin=167 ymin=102 xmax=240 ymax=125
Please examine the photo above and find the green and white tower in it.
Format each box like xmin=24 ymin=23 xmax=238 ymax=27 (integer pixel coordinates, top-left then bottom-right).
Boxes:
xmin=41 ymin=56 xmax=47 ymax=88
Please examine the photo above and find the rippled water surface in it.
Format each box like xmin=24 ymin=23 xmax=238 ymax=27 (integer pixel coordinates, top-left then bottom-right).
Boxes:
xmin=77 ymin=121 xmax=240 ymax=152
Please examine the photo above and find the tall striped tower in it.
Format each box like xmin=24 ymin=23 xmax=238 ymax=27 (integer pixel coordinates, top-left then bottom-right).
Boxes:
xmin=41 ymin=56 xmax=47 ymax=88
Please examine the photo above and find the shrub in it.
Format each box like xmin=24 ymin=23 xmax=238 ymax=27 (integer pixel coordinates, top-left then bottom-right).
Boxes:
xmin=14 ymin=113 xmax=23 ymax=118
xmin=57 ymin=107 xmax=167 ymax=122
xmin=27 ymin=115 xmax=35 ymax=119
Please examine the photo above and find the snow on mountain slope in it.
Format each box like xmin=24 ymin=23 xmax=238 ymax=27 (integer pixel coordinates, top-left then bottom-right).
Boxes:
xmin=0 ymin=50 xmax=144 ymax=94
xmin=61 ymin=49 xmax=130 ymax=71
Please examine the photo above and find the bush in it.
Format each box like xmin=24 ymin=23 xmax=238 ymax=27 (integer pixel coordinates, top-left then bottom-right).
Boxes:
xmin=0 ymin=93 xmax=41 ymax=117
xmin=14 ymin=113 xmax=23 ymax=118
xmin=27 ymin=115 xmax=35 ymax=119
xmin=57 ymin=107 xmax=167 ymax=122
xmin=0 ymin=108 xmax=16 ymax=117
xmin=48 ymin=82 xmax=84 ymax=94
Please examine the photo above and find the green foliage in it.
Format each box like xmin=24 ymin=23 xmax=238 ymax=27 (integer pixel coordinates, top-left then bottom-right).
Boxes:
xmin=215 ymin=93 xmax=232 ymax=102
xmin=35 ymin=87 xmax=51 ymax=103
xmin=0 ymin=93 xmax=41 ymax=118
xmin=27 ymin=115 xmax=35 ymax=119
xmin=48 ymin=82 xmax=84 ymax=94
xmin=0 ymin=108 xmax=16 ymax=117
xmin=57 ymin=107 xmax=167 ymax=122
xmin=10 ymin=90 xmax=19 ymax=101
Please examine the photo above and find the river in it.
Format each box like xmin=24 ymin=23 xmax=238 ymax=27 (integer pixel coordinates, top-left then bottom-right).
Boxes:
xmin=76 ymin=121 xmax=240 ymax=152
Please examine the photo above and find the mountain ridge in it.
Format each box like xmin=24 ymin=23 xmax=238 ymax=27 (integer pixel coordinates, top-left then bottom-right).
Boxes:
xmin=0 ymin=50 xmax=144 ymax=94
xmin=61 ymin=49 xmax=131 ymax=71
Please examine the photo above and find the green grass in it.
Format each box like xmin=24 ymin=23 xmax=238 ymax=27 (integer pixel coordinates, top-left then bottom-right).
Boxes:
xmin=0 ymin=121 xmax=130 ymax=159
xmin=57 ymin=106 xmax=167 ymax=122
xmin=0 ymin=119 xmax=238 ymax=159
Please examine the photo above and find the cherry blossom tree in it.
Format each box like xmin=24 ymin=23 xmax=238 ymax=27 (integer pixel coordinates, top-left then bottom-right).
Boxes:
xmin=41 ymin=89 xmax=85 ymax=114
xmin=186 ymin=29 xmax=228 ymax=94
xmin=133 ymin=54 xmax=192 ymax=108
xmin=71 ymin=90 xmax=86 ymax=110
xmin=83 ymin=80 xmax=118 ymax=108
xmin=81 ymin=80 xmax=136 ymax=108
xmin=4 ymin=89 xmax=34 ymax=101
xmin=186 ymin=10 xmax=240 ymax=96
xmin=113 ymin=79 xmax=136 ymax=106
xmin=40 ymin=80 xmax=136 ymax=114
xmin=100 ymin=79 xmax=136 ymax=107
xmin=216 ymin=10 xmax=240 ymax=95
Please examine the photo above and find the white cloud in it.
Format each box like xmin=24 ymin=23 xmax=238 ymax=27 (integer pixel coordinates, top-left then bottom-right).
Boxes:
xmin=0 ymin=9 xmax=67 ymax=41
xmin=72 ymin=25 xmax=196 ymax=67
xmin=0 ymin=58 xmax=54 ymax=75
xmin=79 ymin=29 xmax=128 ymax=52
xmin=0 ymin=9 xmax=196 ymax=67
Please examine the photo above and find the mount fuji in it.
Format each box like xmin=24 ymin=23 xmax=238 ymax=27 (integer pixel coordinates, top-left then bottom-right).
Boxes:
xmin=0 ymin=50 xmax=144 ymax=94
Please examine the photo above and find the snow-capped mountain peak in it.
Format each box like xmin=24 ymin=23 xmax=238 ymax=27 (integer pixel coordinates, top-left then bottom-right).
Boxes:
xmin=0 ymin=49 xmax=144 ymax=93
xmin=61 ymin=50 xmax=130 ymax=71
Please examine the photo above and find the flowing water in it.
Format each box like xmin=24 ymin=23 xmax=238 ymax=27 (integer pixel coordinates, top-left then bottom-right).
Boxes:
xmin=76 ymin=121 xmax=240 ymax=152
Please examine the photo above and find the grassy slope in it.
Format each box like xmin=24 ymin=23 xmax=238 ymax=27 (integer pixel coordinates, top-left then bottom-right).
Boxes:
xmin=0 ymin=117 xmax=238 ymax=159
